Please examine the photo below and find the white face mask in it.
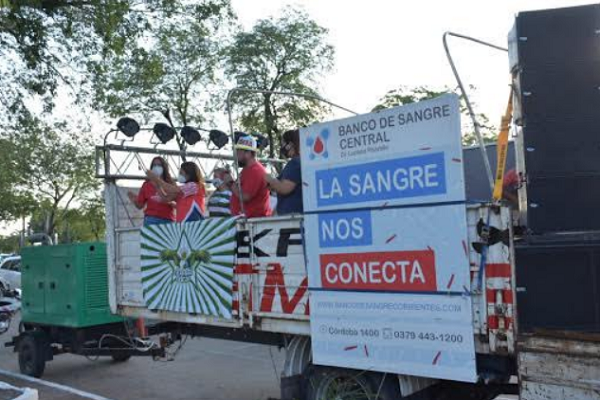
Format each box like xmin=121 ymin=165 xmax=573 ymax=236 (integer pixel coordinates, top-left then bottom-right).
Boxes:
xmin=151 ymin=165 xmax=164 ymax=177
xmin=212 ymin=178 xmax=223 ymax=188
xmin=177 ymin=174 xmax=187 ymax=184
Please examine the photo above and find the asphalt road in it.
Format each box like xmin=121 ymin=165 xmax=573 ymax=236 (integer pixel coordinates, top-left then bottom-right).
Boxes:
xmin=0 ymin=313 xmax=284 ymax=400
xmin=0 ymin=313 xmax=517 ymax=400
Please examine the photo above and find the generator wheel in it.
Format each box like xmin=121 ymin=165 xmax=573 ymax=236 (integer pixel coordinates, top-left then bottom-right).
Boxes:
xmin=18 ymin=332 xmax=48 ymax=378
xmin=111 ymin=353 xmax=131 ymax=362
xmin=305 ymin=366 xmax=402 ymax=400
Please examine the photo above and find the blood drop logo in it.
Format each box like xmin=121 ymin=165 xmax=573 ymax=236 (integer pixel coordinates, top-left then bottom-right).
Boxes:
xmin=306 ymin=128 xmax=330 ymax=160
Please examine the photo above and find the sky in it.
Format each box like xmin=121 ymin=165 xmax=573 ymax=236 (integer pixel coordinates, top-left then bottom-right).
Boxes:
xmin=232 ymin=0 xmax=592 ymax=120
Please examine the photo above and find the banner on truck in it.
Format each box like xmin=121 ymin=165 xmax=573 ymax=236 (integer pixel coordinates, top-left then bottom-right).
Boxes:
xmin=303 ymin=204 xmax=470 ymax=292
xmin=300 ymin=94 xmax=477 ymax=382
xmin=140 ymin=218 xmax=237 ymax=318
xmin=301 ymin=94 xmax=465 ymax=212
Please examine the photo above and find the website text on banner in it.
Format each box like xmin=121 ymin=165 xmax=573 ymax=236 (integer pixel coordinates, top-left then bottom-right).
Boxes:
xmin=300 ymin=94 xmax=477 ymax=383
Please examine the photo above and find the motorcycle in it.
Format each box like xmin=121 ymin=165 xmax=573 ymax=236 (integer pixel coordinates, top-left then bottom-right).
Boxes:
xmin=0 ymin=278 xmax=21 ymax=335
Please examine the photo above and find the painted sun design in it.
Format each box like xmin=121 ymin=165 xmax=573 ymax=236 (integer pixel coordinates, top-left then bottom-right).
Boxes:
xmin=140 ymin=218 xmax=237 ymax=318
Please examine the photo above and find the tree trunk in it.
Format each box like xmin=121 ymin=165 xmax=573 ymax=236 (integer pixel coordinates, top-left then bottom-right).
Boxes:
xmin=263 ymin=93 xmax=276 ymax=159
xmin=178 ymin=107 xmax=188 ymax=160
xmin=45 ymin=209 xmax=55 ymax=237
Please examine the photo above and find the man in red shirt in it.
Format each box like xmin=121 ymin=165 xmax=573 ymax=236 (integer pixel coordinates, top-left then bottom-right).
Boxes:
xmin=229 ymin=135 xmax=272 ymax=218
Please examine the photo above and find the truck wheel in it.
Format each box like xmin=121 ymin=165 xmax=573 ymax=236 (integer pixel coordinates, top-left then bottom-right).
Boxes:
xmin=111 ymin=354 xmax=131 ymax=362
xmin=305 ymin=366 xmax=402 ymax=400
xmin=18 ymin=332 xmax=47 ymax=378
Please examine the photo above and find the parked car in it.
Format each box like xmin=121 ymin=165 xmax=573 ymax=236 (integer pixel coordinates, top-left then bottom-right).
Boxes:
xmin=0 ymin=256 xmax=21 ymax=292
xmin=0 ymin=253 xmax=16 ymax=263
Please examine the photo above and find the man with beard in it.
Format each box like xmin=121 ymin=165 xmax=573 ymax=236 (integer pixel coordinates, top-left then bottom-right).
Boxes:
xmin=228 ymin=135 xmax=272 ymax=218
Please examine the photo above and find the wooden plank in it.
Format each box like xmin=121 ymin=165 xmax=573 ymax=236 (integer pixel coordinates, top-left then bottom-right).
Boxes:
xmin=519 ymin=335 xmax=600 ymax=356
xmin=520 ymin=351 xmax=600 ymax=387
xmin=521 ymin=380 xmax=600 ymax=400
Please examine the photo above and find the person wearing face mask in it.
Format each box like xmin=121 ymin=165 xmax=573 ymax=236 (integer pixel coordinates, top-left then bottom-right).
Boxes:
xmin=265 ymin=129 xmax=303 ymax=215
xmin=227 ymin=135 xmax=272 ymax=218
xmin=207 ymin=166 xmax=233 ymax=217
xmin=147 ymin=161 xmax=206 ymax=222
xmin=128 ymin=157 xmax=175 ymax=225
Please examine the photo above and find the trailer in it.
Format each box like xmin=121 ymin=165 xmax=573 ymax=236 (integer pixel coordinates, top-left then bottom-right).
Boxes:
xmin=5 ymin=242 xmax=165 ymax=378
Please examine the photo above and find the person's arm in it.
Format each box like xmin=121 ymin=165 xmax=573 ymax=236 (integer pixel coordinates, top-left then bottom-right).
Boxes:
xmin=265 ymin=174 xmax=296 ymax=195
xmin=266 ymin=159 xmax=301 ymax=196
xmin=226 ymin=171 xmax=262 ymax=202
xmin=128 ymin=182 xmax=149 ymax=209
xmin=229 ymin=180 xmax=252 ymax=202
xmin=127 ymin=190 xmax=145 ymax=209
xmin=146 ymin=170 xmax=181 ymax=201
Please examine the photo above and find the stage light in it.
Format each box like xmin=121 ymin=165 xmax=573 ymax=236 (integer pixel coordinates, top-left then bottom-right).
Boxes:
xmin=254 ymin=133 xmax=270 ymax=151
xmin=209 ymin=130 xmax=229 ymax=149
xmin=234 ymin=131 xmax=246 ymax=144
xmin=153 ymin=123 xmax=176 ymax=144
xmin=116 ymin=117 xmax=140 ymax=137
xmin=181 ymin=126 xmax=201 ymax=145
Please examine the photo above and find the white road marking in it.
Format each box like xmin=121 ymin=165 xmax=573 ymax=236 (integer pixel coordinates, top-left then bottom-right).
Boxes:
xmin=0 ymin=369 xmax=114 ymax=400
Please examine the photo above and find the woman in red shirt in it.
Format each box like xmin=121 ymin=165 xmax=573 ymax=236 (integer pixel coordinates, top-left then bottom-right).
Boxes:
xmin=128 ymin=157 xmax=175 ymax=226
xmin=147 ymin=161 xmax=206 ymax=222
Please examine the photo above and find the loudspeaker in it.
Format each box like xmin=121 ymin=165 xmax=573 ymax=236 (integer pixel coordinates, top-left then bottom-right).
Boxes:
xmin=516 ymin=240 xmax=600 ymax=333
xmin=509 ymin=4 xmax=600 ymax=234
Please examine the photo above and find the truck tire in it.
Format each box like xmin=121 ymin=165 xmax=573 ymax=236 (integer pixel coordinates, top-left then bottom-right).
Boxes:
xmin=111 ymin=354 xmax=131 ymax=362
xmin=305 ymin=366 xmax=402 ymax=400
xmin=18 ymin=332 xmax=48 ymax=378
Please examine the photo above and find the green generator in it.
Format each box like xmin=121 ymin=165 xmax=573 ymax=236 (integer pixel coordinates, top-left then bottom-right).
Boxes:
xmin=21 ymin=242 xmax=123 ymax=328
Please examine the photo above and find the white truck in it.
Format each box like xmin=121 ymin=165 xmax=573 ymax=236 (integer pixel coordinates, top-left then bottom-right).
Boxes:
xmin=99 ymin=95 xmax=518 ymax=400
xmin=98 ymin=4 xmax=600 ymax=399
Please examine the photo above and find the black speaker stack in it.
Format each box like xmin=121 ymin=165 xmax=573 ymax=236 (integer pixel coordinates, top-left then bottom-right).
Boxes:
xmin=510 ymin=4 xmax=600 ymax=333
xmin=510 ymin=4 xmax=600 ymax=234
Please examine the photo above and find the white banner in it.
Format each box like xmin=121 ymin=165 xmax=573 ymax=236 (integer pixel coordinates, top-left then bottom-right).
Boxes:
xmin=301 ymin=95 xmax=477 ymax=382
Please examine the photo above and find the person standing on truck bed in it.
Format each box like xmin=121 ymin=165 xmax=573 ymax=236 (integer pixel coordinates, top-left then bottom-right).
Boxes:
xmin=207 ymin=166 xmax=233 ymax=217
xmin=227 ymin=135 xmax=272 ymax=218
xmin=127 ymin=157 xmax=175 ymax=225
xmin=503 ymin=168 xmax=519 ymax=208
xmin=265 ymin=129 xmax=303 ymax=215
xmin=147 ymin=161 xmax=206 ymax=222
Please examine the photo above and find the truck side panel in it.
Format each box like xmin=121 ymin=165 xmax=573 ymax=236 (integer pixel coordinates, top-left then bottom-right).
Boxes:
xmin=106 ymin=183 xmax=515 ymax=354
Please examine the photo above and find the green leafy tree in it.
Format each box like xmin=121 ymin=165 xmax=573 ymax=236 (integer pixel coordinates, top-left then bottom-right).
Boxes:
xmin=372 ymin=85 xmax=497 ymax=146
xmin=91 ymin=1 xmax=234 ymax=152
xmin=3 ymin=113 xmax=99 ymax=236
xmin=225 ymin=8 xmax=334 ymax=158
xmin=0 ymin=0 xmax=233 ymax=118
xmin=0 ymin=234 xmax=21 ymax=253
xmin=0 ymin=137 xmax=36 ymax=220
xmin=28 ymin=198 xmax=105 ymax=243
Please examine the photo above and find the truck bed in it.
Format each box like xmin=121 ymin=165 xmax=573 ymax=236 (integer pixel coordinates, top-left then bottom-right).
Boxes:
xmin=105 ymin=184 xmax=516 ymax=356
